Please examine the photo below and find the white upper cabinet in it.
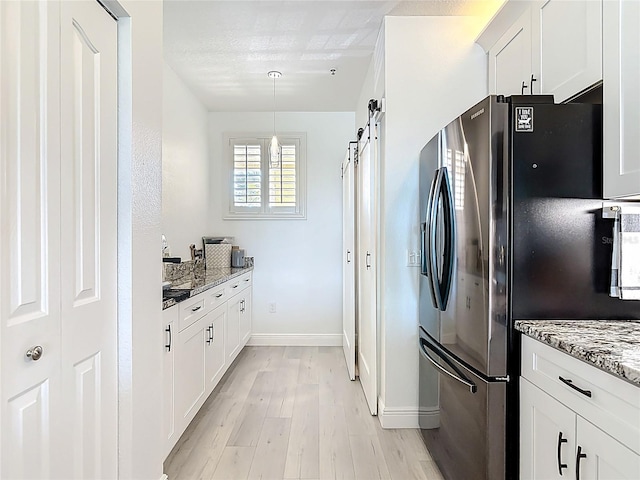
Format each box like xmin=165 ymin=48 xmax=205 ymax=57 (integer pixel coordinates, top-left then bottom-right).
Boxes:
xmin=486 ymin=1 xmax=603 ymax=102
xmin=603 ymin=0 xmax=640 ymax=198
xmin=489 ymin=9 xmax=532 ymax=96
xmin=531 ymin=0 xmax=602 ymax=100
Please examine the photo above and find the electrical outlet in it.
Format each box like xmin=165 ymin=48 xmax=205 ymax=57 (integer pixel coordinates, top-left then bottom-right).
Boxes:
xmin=406 ymin=249 xmax=421 ymax=267
xmin=268 ymin=302 xmax=277 ymax=313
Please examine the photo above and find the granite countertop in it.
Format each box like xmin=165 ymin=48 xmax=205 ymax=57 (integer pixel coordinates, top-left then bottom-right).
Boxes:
xmin=162 ymin=264 xmax=253 ymax=310
xmin=515 ymin=320 xmax=640 ymax=386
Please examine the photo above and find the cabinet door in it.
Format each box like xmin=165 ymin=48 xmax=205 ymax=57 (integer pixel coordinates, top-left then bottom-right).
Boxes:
xmin=239 ymin=289 xmax=252 ymax=346
xmin=162 ymin=307 xmax=177 ymax=458
xmin=576 ymin=417 xmax=640 ymax=480
xmin=226 ymin=294 xmax=242 ymax=363
xmin=489 ymin=9 xmax=533 ymax=96
xmin=520 ymin=378 xmax=576 ymax=479
xmin=531 ymin=0 xmax=602 ymax=101
xmin=205 ymin=305 xmax=226 ymax=394
xmin=603 ymin=0 xmax=640 ymax=198
xmin=175 ymin=314 xmax=207 ymax=432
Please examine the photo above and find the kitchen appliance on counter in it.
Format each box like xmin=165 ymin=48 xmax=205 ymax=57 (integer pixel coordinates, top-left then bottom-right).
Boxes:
xmin=231 ymin=247 xmax=245 ymax=268
xmin=418 ymin=95 xmax=640 ymax=480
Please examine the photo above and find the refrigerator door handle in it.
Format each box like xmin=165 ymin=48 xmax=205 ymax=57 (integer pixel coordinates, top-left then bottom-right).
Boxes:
xmin=420 ymin=337 xmax=477 ymax=394
xmin=420 ymin=222 xmax=428 ymax=276
xmin=425 ymin=172 xmax=440 ymax=308
xmin=428 ymin=169 xmax=445 ymax=309
xmin=439 ymin=167 xmax=456 ymax=308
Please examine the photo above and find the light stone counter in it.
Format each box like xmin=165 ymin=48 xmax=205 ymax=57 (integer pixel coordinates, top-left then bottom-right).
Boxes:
xmin=515 ymin=320 xmax=640 ymax=386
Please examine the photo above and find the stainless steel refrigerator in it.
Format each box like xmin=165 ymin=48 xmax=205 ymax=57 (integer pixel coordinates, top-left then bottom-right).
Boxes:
xmin=418 ymin=95 xmax=640 ymax=480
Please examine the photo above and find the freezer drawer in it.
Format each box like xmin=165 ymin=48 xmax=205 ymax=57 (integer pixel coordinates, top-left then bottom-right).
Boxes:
xmin=419 ymin=328 xmax=506 ymax=480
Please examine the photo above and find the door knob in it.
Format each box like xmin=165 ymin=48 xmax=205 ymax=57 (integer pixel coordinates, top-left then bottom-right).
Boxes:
xmin=26 ymin=346 xmax=43 ymax=361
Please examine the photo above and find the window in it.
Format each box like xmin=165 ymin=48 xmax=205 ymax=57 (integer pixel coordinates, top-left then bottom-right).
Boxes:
xmin=225 ymin=133 xmax=306 ymax=219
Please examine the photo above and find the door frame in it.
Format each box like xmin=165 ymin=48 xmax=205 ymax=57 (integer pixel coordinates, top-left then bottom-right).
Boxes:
xmin=94 ymin=1 xmax=135 ymax=477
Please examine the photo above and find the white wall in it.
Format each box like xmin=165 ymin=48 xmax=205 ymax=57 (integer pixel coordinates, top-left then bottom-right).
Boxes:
xmin=209 ymin=112 xmax=355 ymax=344
xmin=162 ymin=62 xmax=210 ymax=260
xmin=373 ymin=16 xmax=488 ymax=426
xmin=116 ymin=1 xmax=164 ymax=478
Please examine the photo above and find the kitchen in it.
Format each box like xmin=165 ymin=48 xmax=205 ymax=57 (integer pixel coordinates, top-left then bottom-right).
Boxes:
xmin=1 ymin=0 xmax=639 ymax=479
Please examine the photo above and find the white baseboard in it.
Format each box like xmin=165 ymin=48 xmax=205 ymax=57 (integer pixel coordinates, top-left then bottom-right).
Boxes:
xmin=378 ymin=398 xmax=440 ymax=429
xmin=159 ymin=474 xmax=169 ymax=480
xmin=247 ymin=333 xmax=342 ymax=346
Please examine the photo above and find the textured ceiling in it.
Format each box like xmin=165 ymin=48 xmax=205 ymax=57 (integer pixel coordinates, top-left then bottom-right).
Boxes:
xmin=163 ymin=1 xmax=504 ymax=112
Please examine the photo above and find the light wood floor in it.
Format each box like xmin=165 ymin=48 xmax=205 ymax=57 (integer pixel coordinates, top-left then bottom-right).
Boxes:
xmin=164 ymin=346 xmax=444 ymax=480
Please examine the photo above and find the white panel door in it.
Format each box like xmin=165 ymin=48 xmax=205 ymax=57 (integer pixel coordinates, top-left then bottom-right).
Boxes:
xmin=489 ymin=9 xmax=533 ymax=96
xmin=0 ymin=2 xmax=63 ymax=478
xmin=532 ymin=0 xmax=602 ymax=101
xmin=342 ymin=145 xmax=356 ymax=381
xmin=357 ymin=123 xmax=377 ymax=415
xmin=59 ymin=1 xmax=118 ymax=478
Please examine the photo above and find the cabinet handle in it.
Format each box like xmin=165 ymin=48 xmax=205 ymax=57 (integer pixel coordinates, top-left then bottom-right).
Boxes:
xmin=558 ymin=376 xmax=592 ymax=398
xmin=232 ymin=284 xmax=239 ymax=289
xmin=576 ymin=446 xmax=587 ymax=480
xmin=216 ymin=293 xmax=224 ymax=298
xmin=557 ymin=432 xmax=568 ymax=476
xmin=530 ymin=74 xmax=537 ymax=94
xmin=191 ymin=305 xmax=202 ymax=312
xmin=521 ymin=81 xmax=528 ymax=95
xmin=244 ymin=278 xmax=250 ymax=282
xmin=347 ymin=249 xmax=352 ymax=263
xmin=210 ymin=324 xmax=214 ymax=343
xmin=206 ymin=325 xmax=213 ymax=345
xmin=165 ymin=325 xmax=172 ymax=352
xmin=366 ymin=252 xmax=371 ymax=270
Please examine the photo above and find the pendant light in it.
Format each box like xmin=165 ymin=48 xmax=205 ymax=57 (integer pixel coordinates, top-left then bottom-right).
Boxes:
xmin=268 ymin=70 xmax=282 ymax=168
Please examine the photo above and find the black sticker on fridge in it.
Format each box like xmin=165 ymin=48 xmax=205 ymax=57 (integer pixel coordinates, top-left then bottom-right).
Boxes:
xmin=515 ymin=107 xmax=534 ymax=132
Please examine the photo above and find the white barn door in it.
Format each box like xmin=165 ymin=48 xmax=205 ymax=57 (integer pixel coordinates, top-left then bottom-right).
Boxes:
xmin=0 ymin=1 xmax=118 ymax=478
xmin=357 ymin=123 xmax=378 ymax=415
xmin=342 ymin=143 xmax=356 ymax=381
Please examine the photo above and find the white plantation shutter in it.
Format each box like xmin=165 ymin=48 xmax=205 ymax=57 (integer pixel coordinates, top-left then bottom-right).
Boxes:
xmin=226 ymin=134 xmax=306 ymax=218
xmin=233 ymin=143 xmax=261 ymax=207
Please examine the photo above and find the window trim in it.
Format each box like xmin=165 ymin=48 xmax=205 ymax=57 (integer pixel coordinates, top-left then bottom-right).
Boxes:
xmin=223 ymin=132 xmax=307 ymax=220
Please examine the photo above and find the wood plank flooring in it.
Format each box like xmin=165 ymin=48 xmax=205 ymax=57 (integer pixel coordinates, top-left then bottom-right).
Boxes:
xmin=164 ymin=346 xmax=443 ymax=480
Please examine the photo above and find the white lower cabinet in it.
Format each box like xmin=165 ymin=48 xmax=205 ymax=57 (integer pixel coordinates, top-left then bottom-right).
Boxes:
xmin=521 ymin=378 xmax=576 ymax=479
xmin=205 ymin=304 xmax=226 ymax=391
xmin=175 ymin=311 xmax=208 ymax=430
xmin=163 ymin=271 xmax=253 ymax=459
xmin=162 ymin=306 xmax=178 ymax=459
xmin=520 ymin=336 xmax=640 ymax=480
xmin=239 ymin=289 xmax=252 ymax=346
xmin=226 ymin=293 xmax=242 ymax=363
xmin=577 ymin=416 xmax=640 ymax=480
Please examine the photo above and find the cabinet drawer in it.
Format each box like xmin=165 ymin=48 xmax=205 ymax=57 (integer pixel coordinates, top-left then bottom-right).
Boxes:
xmin=178 ymin=296 xmax=206 ymax=332
xmin=226 ymin=272 xmax=252 ymax=296
xmin=521 ymin=336 xmax=640 ymax=454
xmin=205 ymin=285 xmax=227 ymax=312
